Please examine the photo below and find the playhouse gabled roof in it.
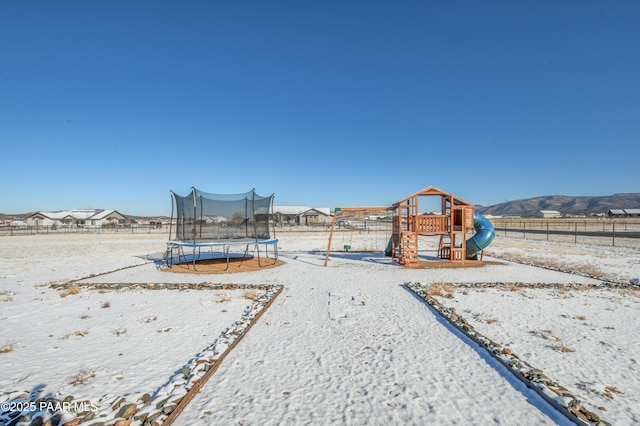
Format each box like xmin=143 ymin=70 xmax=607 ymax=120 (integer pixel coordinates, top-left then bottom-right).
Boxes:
xmin=394 ymin=185 xmax=473 ymax=206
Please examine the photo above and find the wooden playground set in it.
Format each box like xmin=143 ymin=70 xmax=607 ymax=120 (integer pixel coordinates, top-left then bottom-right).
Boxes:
xmin=324 ymin=186 xmax=495 ymax=267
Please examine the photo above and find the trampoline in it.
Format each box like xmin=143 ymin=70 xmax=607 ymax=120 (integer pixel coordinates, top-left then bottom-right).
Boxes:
xmin=164 ymin=187 xmax=278 ymax=270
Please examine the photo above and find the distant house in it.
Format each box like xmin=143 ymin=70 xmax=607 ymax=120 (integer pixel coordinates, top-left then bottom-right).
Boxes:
xmin=273 ymin=206 xmax=332 ymax=225
xmin=26 ymin=209 xmax=128 ymax=228
xmin=623 ymin=209 xmax=640 ymax=218
xmin=608 ymin=208 xmax=640 ymax=218
xmin=608 ymin=209 xmax=626 ymax=218
xmin=87 ymin=210 xmax=128 ymax=227
xmin=536 ymin=210 xmax=562 ymax=219
xmin=300 ymin=208 xmax=332 ymax=225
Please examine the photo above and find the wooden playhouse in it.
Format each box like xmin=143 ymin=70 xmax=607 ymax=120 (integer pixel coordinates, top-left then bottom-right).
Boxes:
xmin=388 ymin=186 xmax=476 ymax=267
xmin=324 ymin=185 xmax=492 ymax=267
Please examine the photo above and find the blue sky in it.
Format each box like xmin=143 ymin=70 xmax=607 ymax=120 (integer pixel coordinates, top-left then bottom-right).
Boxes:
xmin=2 ymin=1 xmax=639 ymax=216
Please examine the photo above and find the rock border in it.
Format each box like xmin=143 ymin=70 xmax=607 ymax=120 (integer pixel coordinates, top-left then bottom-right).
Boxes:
xmin=406 ymin=282 xmax=610 ymax=426
xmin=0 ymin=283 xmax=283 ymax=426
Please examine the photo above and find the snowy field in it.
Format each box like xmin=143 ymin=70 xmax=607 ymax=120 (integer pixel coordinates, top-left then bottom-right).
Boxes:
xmin=1 ymin=231 xmax=639 ymax=425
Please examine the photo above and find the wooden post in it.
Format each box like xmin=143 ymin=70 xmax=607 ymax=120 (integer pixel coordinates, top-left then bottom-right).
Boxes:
xmin=461 ymin=207 xmax=465 ymax=265
xmin=612 ymin=222 xmax=616 ymax=247
xmin=324 ymin=212 xmax=338 ymax=267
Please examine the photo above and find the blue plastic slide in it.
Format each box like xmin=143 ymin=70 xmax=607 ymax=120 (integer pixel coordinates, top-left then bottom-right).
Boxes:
xmin=466 ymin=213 xmax=495 ymax=259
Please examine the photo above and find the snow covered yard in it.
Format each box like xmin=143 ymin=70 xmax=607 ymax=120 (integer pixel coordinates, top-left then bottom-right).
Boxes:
xmin=1 ymin=231 xmax=639 ymax=425
xmin=2 ymin=283 xmax=268 ymax=392
xmin=0 ymin=234 xmax=280 ymax=425
xmin=409 ymin=282 xmax=640 ymax=425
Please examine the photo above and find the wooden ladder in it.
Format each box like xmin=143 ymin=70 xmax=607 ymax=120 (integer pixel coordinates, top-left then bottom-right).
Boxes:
xmin=400 ymin=231 xmax=419 ymax=266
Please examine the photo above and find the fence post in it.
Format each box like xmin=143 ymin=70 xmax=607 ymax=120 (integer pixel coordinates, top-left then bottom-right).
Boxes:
xmin=546 ymin=222 xmax=549 ymax=241
xmin=612 ymin=223 xmax=616 ymax=247
xmin=574 ymin=223 xmax=577 ymax=244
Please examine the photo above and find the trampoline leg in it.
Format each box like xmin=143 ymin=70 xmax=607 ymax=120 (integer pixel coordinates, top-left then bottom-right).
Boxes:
xmin=177 ymin=246 xmax=186 ymax=263
xmin=234 ymin=244 xmax=251 ymax=269
xmin=256 ymin=243 xmax=278 ymax=267
xmin=165 ymin=244 xmax=180 ymax=267
xmin=163 ymin=246 xmax=172 ymax=267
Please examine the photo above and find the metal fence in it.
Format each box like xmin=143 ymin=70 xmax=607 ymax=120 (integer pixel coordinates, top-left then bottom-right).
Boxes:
xmin=492 ymin=218 xmax=640 ymax=249
xmin=4 ymin=219 xmax=639 ymax=251
xmin=0 ymin=225 xmax=169 ymax=236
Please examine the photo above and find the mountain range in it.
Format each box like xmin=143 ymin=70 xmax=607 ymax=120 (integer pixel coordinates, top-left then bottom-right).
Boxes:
xmin=476 ymin=193 xmax=640 ymax=217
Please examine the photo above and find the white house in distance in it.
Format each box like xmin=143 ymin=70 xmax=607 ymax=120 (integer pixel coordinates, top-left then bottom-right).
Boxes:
xmin=26 ymin=209 xmax=128 ymax=228
xmin=272 ymin=206 xmax=332 ymax=226
xmin=608 ymin=208 xmax=640 ymax=218
xmin=536 ymin=210 xmax=562 ymax=219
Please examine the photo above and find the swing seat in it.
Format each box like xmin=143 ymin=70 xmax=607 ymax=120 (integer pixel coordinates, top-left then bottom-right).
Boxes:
xmin=344 ymin=245 xmax=351 ymax=252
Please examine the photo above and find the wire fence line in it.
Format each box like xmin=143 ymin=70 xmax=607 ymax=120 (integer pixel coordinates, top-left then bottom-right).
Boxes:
xmin=0 ymin=225 xmax=168 ymax=236
xmin=492 ymin=218 xmax=640 ymax=249
xmin=3 ymin=219 xmax=639 ymax=251
xmin=0 ymin=222 xmax=386 ymax=237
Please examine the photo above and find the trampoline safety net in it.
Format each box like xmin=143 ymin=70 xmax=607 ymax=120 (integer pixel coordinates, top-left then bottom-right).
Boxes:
xmin=169 ymin=187 xmax=275 ymax=243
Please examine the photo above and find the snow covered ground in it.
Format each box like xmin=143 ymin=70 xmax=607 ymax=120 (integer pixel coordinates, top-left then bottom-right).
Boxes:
xmin=1 ymin=231 xmax=639 ymax=425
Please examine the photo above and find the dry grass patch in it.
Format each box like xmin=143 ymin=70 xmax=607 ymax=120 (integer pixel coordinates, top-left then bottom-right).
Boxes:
xmin=59 ymin=285 xmax=81 ymax=298
xmin=112 ymin=327 xmax=128 ymax=336
xmin=244 ymin=289 xmax=261 ymax=301
xmin=486 ymin=316 xmax=499 ymax=324
xmin=69 ymin=369 xmax=96 ymax=386
xmin=1 ymin=342 xmax=15 ymax=353
xmin=142 ymin=315 xmax=157 ymax=323
xmin=214 ymin=293 xmax=231 ymax=303
xmin=578 ymin=266 xmax=607 ymax=279
xmin=61 ymin=330 xmax=89 ymax=339
xmin=555 ymin=342 xmax=575 ymax=353
xmin=492 ymin=252 xmax=610 ymax=280
xmin=101 ymin=301 xmax=111 ymax=308
xmin=531 ymin=329 xmax=574 ymax=352
xmin=603 ymin=386 xmax=622 ymax=399
xmin=531 ymin=329 xmax=561 ymax=342
xmin=0 ymin=290 xmax=14 ymax=302
xmin=427 ymin=282 xmax=455 ymax=297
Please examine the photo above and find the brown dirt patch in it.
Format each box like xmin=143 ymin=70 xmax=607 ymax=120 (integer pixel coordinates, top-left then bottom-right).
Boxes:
xmin=163 ymin=257 xmax=284 ymax=274
xmin=409 ymin=260 xmax=504 ymax=269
